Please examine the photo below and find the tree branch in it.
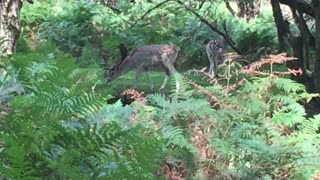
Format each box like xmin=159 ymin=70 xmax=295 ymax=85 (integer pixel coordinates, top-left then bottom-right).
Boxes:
xmin=175 ymin=0 xmax=242 ymax=55
xmin=224 ymin=0 xmax=236 ymax=16
xmin=199 ymin=0 xmax=205 ymax=9
xmin=131 ymin=0 xmax=173 ymax=27
xmin=279 ymin=0 xmax=314 ymax=18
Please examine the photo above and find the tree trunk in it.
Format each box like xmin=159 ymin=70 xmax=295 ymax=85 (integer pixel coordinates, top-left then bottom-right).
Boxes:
xmin=279 ymin=0 xmax=315 ymax=18
xmin=0 ymin=0 xmax=23 ymax=56
xmin=270 ymin=0 xmax=288 ymax=52
xmin=312 ymin=0 xmax=320 ymax=91
xmin=295 ymin=10 xmax=314 ymax=69
xmin=118 ymin=43 xmax=128 ymax=61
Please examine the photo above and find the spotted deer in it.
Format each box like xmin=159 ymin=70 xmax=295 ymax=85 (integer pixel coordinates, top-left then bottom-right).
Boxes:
xmin=206 ymin=38 xmax=228 ymax=77
xmin=106 ymin=44 xmax=180 ymax=91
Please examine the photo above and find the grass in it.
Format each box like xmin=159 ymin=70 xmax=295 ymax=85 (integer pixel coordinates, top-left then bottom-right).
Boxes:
xmin=106 ymin=69 xmax=214 ymax=96
xmin=107 ymin=71 xmax=177 ymax=95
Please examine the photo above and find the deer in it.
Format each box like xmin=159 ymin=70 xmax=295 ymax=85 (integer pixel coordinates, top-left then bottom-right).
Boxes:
xmin=106 ymin=44 xmax=180 ymax=92
xmin=206 ymin=38 xmax=228 ymax=77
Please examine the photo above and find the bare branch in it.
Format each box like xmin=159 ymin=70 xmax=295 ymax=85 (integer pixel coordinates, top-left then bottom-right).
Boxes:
xmin=175 ymin=0 xmax=242 ymax=55
xmin=199 ymin=0 xmax=205 ymax=9
xmin=131 ymin=0 xmax=173 ymax=27
xmin=224 ymin=0 xmax=236 ymax=16
xmin=279 ymin=0 xmax=315 ymax=18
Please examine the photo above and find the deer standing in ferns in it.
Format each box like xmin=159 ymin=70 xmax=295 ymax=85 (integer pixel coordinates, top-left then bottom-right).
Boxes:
xmin=206 ymin=38 xmax=228 ymax=77
xmin=106 ymin=44 xmax=180 ymax=91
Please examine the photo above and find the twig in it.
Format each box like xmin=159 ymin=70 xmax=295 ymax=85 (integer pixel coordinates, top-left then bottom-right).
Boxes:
xmin=175 ymin=0 xmax=242 ymax=55
xmin=224 ymin=0 xmax=236 ymax=16
xmin=131 ymin=0 xmax=173 ymax=27
xmin=199 ymin=0 xmax=205 ymax=9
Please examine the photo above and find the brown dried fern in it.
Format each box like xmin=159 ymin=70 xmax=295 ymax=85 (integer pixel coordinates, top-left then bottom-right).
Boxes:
xmin=240 ymin=53 xmax=302 ymax=76
xmin=121 ymin=88 xmax=147 ymax=105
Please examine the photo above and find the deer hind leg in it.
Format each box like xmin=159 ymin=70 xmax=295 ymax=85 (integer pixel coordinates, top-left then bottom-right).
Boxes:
xmin=208 ymin=54 xmax=215 ymax=77
xmin=213 ymin=53 xmax=224 ymax=78
xmin=162 ymin=63 xmax=180 ymax=92
xmin=207 ymin=52 xmax=214 ymax=76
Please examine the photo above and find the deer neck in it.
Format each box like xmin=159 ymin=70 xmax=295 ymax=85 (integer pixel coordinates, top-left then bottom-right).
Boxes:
xmin=118 ymin=56 xmax=135 ymax=74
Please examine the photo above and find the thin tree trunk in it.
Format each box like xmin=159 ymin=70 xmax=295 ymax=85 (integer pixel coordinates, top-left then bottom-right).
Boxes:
xmin=312 ymin=0 xmax=320 ymax=91
xmin=270 ymin=0 xmax=288 ymax=52
xmin=295 ymin=10 xmax=312 ymax=69
xmin=0 ymin=0 xmax=23 ymax=56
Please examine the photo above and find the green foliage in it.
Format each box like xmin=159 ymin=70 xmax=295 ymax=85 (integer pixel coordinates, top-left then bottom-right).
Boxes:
xmin=0 ymin=44 xmax=166 ymax=179
xmin=236 ymin=25 xmax=277 ymax=61
xmin=21 ymin=0 xmax=265 ymax=68
xmin=4 ymin=1 xmax=318 ymax=179
xmin=208 ymin=77 xmax=320 ymax=179
xmin=131 ymin=66 xmax=320 ymax=179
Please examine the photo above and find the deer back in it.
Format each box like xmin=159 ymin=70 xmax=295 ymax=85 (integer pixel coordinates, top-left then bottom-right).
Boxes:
xmin=129 ymin=44 xmax=180 ymax=68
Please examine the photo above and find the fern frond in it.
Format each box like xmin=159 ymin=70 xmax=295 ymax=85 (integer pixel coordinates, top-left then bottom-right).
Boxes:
xmin=161 ymin=125 xmax=197 ymax=153
xmin=275 ymin=78 xmax=306 ymax=94
xmin=298 ymin=115 xmax=320 ymax=134
xmin=0 ymin=77 xmax=24 ymax=103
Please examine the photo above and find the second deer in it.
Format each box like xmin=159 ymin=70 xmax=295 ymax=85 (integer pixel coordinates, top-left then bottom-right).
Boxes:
xmin=206 ymin=38 xmax=228 ymax=77
xmin=106 ymin=44 xmax=180 ymax=92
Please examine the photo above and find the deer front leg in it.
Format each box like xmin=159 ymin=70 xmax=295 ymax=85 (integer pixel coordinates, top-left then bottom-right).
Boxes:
xmin=209 ymin=62 xmax=214 ymax=76
xmin=146 ymin=70 xmax=154 ymax=91
xmin=159 ymin=74 xmax=169 ymax=91
xmin=135 ymin=68 xmax=142 ymax=89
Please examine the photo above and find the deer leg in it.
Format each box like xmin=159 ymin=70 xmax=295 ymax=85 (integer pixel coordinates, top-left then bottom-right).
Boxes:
xmin=135 ymin=68 xmax=142 ymax=89
xmin=162 ymin=63 xmax=180 ymax=92
xmin=159 ymin=74 xmax=169 ymax=91
xmin=208 ymin=54 xmax=215 ymax=77
xmin=146 ymin=70 xmax=154 ymax=91
xmin=209 ymin=62 xmax=214 ymax=76
xmin=213 ymin=55 xmax=220 ymax=78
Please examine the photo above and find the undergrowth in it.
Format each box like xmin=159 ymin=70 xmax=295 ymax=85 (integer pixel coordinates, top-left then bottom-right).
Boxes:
xmin=0 ymin=40 xmax=319 ymax=180
xmin=0 ymin=45 xmax=166 ymax=179
xmin=125 ymin=53 xmax=320 ymax=179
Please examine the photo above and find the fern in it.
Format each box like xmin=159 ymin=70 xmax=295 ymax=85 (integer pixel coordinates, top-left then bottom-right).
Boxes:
xmin=161 ymin=125 xmax=197 ymax=153
xmin=275 ymin=78 xmax=306 ymax=94
xmin=0 ymin=45 xmax=167 ymax=179
xmin=0 ymin=76 xmax=24 ymax=103
xmin=181 ymin=61 xmax=320 ymax=179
